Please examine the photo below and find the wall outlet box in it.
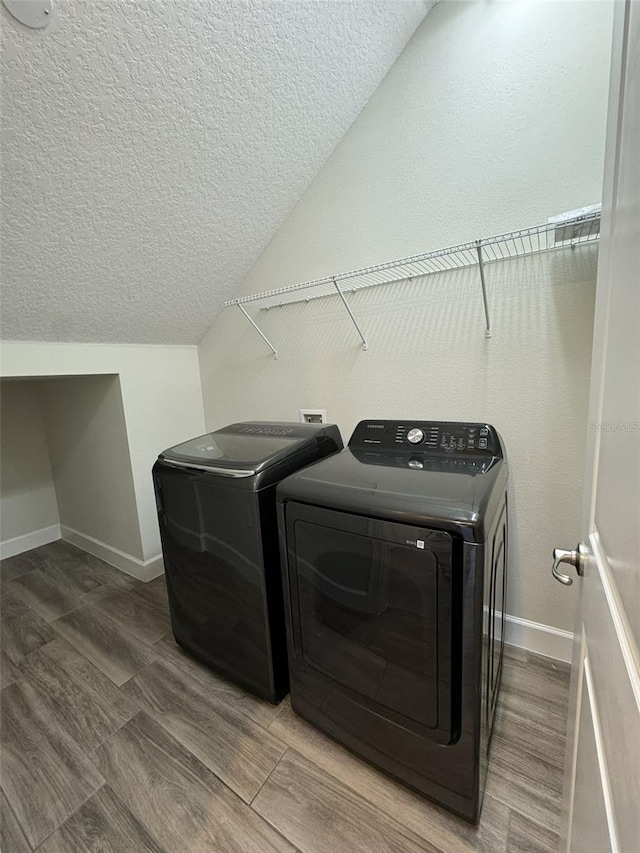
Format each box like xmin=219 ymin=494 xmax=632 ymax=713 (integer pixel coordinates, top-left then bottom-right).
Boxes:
xmin=299 ymin=409 xmax=327 ymax=424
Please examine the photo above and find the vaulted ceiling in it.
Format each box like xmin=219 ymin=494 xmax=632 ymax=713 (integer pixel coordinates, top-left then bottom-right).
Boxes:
xmin=1 ymin=0 xmax=434 ymax=345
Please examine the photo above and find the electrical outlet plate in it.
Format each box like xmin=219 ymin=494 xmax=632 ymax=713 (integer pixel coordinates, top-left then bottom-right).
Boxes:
xmin=299 ymin=409 xmax=327 ymax=425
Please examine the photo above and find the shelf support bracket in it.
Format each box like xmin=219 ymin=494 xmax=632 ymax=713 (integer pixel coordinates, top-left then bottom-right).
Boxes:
xmin=475 ymin=242 xmax=492 ymax=338
xmin=237 ymin=303 xmax=278 ymax=359
xmin=333 ymin=278 xmax=368 ymax=350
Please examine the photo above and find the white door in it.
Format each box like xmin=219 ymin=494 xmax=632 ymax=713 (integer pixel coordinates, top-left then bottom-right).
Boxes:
xmin=556 ymin=2 xmax=640 ymax=851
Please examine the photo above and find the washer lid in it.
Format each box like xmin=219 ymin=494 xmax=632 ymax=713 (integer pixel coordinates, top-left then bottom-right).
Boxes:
xmin=158 ymin=421 xmax=330 ymax=474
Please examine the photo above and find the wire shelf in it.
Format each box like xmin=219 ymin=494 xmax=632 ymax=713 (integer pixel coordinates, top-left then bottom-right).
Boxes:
xmin=225 ymin=211 xmax=601 ymax=357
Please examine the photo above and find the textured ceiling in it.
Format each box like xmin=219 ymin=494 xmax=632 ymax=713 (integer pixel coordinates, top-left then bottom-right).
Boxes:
xmin=1 ymin=0 xmax=433 ymax=345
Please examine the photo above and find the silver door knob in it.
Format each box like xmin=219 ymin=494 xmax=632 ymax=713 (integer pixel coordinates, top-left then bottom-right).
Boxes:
xmin=552 ymin=543 xmax=588 ymax=586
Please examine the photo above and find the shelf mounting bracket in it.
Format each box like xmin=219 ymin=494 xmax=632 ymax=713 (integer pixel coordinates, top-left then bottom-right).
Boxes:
xmin=475 ymin=241 xmax=492 ymax=338
xmin=333 ymin=278 xmax=368 ymax=350
xmin=237 ymin=303 xmax=278 ymax=359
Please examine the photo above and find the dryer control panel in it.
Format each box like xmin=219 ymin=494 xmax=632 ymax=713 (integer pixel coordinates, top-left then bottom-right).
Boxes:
xmin=349 ymin=420 xmax=502 ymax=457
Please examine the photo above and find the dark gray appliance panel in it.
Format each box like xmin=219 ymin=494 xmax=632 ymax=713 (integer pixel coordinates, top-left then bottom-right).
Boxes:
xmin=156 ymin=469 xmax=278 ymax=699
xmin=153 ymin=420 xmax=343 ymax=704
xmin=276 ymin=418 xmax=508 ymax=822
xmin=285 ymin=502 xmax=456 ymax=743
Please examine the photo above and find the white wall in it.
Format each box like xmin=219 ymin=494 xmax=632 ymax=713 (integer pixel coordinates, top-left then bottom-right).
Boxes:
xmin=0 ymin=381 xmax=59 ymax=547
xmin=40 ymin=375 xmax=143 ymax=560
xmin=199 ymin=0 xmax=613 ymax=641
xmin=0 ymin=342 xmax=206 ymax=574
xmin=207 ymin=0 xmax=613 ymax=299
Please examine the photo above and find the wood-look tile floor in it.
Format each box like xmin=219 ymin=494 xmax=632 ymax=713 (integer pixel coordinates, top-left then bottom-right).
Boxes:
xmin=1 ymin=542 xmax=570 ymax=853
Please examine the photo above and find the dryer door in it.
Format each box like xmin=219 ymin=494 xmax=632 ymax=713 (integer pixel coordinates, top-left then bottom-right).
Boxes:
xmin=286 ymin=503 xmax=456 ymax=742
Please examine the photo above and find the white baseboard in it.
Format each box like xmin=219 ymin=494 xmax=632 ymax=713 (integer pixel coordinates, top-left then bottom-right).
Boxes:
xmin=505 ymin=613 xmax=573 ymax=663
xmin=0 ymin=524 xmax=62 ymax=560
xmin=61 ymin=525 xmax=164 ymax=582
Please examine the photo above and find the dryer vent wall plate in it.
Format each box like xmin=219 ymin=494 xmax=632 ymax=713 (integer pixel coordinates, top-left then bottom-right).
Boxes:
xmin=299 ymin=409 xmax=327 ymax=425
xmin=2 ymin=0 xmax=51 ymax=28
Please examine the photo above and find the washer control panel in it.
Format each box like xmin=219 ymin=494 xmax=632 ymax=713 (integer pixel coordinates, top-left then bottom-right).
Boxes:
xmin=349 ymin=420 xmax=501 ymax=457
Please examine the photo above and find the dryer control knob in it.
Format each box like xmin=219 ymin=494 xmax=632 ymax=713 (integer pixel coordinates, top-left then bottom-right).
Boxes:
xmin=407 ymin=428 xmax=424 ymax=445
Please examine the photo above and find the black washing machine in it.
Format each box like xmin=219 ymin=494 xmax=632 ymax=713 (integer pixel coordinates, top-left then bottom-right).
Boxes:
xmin=277 ymin=419 xmax=508 ymax=821
xmin=153 ymin=421 xmax=343 ymax=703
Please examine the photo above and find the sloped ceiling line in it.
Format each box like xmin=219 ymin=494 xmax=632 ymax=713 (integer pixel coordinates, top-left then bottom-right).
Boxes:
xmin=1 ymin=0 xmax=434 ymax=345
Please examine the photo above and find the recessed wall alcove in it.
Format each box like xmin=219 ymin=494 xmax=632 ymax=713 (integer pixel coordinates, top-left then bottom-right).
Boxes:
xmin=1 ymin=375 xmax=143 ymax=572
